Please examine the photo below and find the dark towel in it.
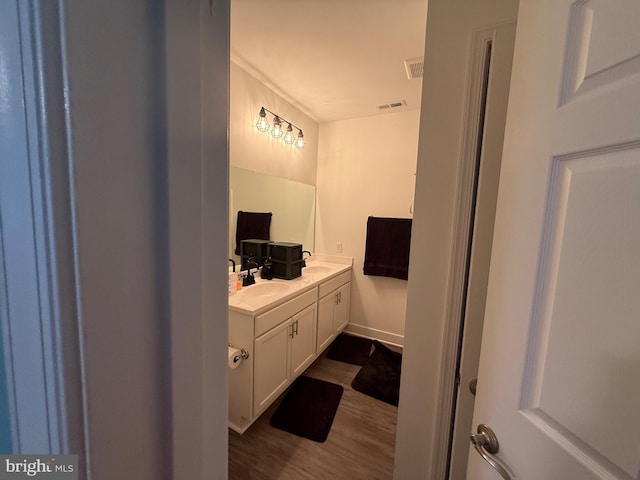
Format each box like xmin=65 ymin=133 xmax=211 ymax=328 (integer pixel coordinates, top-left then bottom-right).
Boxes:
xmin=234 ymin=211 xmax=272 ymax=255
xmin=363 ymin=216 xmax=412 ymax=280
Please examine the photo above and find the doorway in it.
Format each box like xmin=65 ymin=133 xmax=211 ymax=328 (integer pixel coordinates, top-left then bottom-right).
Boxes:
xmin=447 ymin=22 xmax=517 ymax=479
xmin=227 ymin=1 xmax=427 ymax=477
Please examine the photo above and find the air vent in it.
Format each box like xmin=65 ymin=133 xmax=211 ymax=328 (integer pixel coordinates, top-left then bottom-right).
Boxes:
xmin=377 ymin=100 xmax=407 ymax=110
xmin=404 ymin=56 xmax=424 ymax=80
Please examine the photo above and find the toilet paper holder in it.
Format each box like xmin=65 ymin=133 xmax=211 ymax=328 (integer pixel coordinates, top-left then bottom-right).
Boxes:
xmin=228 ymin=343 xmax=250 ymax=360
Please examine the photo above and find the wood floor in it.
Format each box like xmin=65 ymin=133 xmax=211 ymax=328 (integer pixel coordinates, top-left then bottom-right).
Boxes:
xmin=228 ymin=349 xmax=399 ymax=479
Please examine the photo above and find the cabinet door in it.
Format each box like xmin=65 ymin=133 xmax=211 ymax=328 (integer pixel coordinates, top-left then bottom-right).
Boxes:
xmin=334 ymin=282 xmax=350 ymax=333
xmin=316 ymin=292 xmax=336 ymax=353
xmin=253 ymin=319 xmax=291 ymax=416
xmin=290 ymin=303 xmax=317 ymax=378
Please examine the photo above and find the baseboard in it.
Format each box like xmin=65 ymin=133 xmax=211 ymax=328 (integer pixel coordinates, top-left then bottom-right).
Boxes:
xmin=228 ymin=415 xmax=258 ymax=435
xmin=343 ymin=323 xmax=404 ymax=348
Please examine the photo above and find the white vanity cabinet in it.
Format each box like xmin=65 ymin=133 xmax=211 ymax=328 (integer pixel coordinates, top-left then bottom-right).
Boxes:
xmin=316 ymin=271 xmax=351 ymax=353
xmin=253 ymin=301 xmax=317 ymax=417
xmin=229 ymin=287 xmax=318 ymax=432
xmin=228 ymin=259 xmax=352 ymax=434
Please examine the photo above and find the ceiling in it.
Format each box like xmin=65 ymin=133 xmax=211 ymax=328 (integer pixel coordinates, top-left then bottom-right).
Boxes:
xmin=230 ymin=0 xmax=428 ymax=123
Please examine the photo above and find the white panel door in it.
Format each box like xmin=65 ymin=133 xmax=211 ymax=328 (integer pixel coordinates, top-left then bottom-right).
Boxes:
xmin=290 ymin=304 xmax=317 ymax=378
xmin=334 ymin=283 xmax=350 ymax=333
xmin=316 ymin=293 xmax=336 ymax=353
xmin=468 ymin=1 xmax=640 ymax=479
xmin=253 ymin=320 xmax=290 ymax=417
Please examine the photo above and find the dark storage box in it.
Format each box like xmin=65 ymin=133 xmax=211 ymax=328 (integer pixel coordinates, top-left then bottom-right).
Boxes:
xmin=268 ymin=242 xmax=303 ymax=262
xmin=240 ymin=239 xmax=272 ymax=270
xmin=271 ymin=259 xmax=304 ymax=280
xmin=268 ymin=242 xmax=303 ymax=280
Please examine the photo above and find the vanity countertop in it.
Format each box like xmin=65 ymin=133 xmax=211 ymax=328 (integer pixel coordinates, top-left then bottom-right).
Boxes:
xmin=228 ymin=255 xmax=352 ymax=316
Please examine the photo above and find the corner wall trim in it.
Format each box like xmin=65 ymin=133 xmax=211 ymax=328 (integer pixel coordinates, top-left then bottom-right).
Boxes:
xmin=430 ymin=27 xmax=497 ymax=479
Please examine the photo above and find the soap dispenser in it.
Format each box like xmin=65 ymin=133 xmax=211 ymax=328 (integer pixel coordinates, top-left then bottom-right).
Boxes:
xmin=261 ymin=256 xmax=273 ymax=280
xmin=228 ymin=259 xmax=237 ymax=296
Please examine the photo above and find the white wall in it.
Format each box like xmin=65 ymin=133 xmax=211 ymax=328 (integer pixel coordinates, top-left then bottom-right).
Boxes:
xmin=62 ymin=1 xmax=229 ymax=478
xmin=230 ymin=62 xmax=319 ymax=186
xmin=167 ymin=2 xmax=230 ymax=479
xmin=393 ymin=0 xmax=519 ymax=478
xmin=64 ymin=3 xmax=171 ymax=477
xmin=316 ymin=111 xmax=420 ymax=344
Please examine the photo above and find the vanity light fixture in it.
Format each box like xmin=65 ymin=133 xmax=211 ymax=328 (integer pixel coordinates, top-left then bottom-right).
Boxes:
xmin=283 ymin=123 xmax=295 ymax=144
xmin=256 ymin=106 xmax=304 ymax=148
xmin=271 ymin=116 xmax=284 ymax=138
xmin=256 ymin=107 xmax=270 ymax=132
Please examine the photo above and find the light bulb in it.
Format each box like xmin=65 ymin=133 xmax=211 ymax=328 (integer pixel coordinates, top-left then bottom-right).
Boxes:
xmin=271 ymin=116 xmax=283 ymax=138
xmin=283 ymin=124 xmax=295 ymax=144
xmin=295 ymin=130 xmax=304 ymax=148
xmin=256 ymin=107 xmax=269 ymax=132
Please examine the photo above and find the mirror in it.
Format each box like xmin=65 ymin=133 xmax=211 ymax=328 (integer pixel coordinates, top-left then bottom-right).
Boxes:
xmin=229 ymin=166 xmax=316 ymax=261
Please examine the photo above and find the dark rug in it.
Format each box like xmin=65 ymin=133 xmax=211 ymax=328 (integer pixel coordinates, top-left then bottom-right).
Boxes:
xmin=270 ymin=376 xmax=344 ymax=442
xmin=352 ymin=340 xmax=402 ymax=406
xmin=326 ymin=333 xmax=373 ymax=366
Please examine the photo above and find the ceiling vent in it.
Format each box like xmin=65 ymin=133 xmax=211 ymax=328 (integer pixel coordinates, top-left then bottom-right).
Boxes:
xmin=404 ymin=57 xmax=424 ymax=80
xmin=377 ymin=100 xmax=407 ymax=110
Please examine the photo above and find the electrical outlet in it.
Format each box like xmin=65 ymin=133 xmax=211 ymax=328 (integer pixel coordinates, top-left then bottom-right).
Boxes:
xmin=336 ymin=242 xmax=343 ymax=253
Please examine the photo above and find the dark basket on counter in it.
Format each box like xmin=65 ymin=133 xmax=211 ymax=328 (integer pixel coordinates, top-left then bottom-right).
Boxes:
xmin=268 ymin=242 xmax=303 ymax=280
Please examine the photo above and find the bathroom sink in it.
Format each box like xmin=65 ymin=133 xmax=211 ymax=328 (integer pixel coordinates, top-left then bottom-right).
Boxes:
xmin=302 ymin=265 xmax=332 ymax=276
xmin=242 ymin=282 xmax=291 ymax=297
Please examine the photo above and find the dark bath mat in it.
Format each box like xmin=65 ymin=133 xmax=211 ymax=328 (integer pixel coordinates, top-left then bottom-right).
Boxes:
xmin=352 ymin=340 xmax=402 ymax=406
xmin=270 ymin=376 xmax=344 ymax=443
xmin=326 ymin=333 xmax=373 ymax=366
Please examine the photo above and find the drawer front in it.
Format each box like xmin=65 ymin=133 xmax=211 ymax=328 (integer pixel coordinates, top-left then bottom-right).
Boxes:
xmin=318 ymin=270 xmax=351 ymax=298
xmin=255 ymin=287 xmax=317 ymax=337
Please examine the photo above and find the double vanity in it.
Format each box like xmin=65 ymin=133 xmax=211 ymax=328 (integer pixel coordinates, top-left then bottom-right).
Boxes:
xmin=228 ymin=255 xmax=352 ymax=433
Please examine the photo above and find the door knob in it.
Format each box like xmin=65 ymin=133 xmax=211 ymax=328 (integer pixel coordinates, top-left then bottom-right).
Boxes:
xmin=470 ymin=424 xmax=512 ymax=479
xmin=469 ymin=378 xmax=477 ymax=396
